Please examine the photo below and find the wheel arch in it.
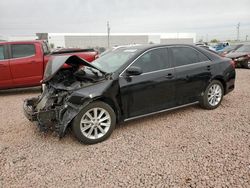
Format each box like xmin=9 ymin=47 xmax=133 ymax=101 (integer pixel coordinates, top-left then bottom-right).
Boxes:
xmin=92 ymin=96 xmax=121 ymax=123
xmin=211 ymin=76 xmax=226 ymax=95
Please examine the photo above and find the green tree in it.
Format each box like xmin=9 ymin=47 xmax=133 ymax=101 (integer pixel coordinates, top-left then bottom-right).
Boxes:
xmin=210 ymin=39 xmax=219 ymax=43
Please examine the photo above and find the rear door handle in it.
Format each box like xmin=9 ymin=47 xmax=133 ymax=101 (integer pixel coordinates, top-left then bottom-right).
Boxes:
xmin=165 ymin=73 xmax=174 ymax=79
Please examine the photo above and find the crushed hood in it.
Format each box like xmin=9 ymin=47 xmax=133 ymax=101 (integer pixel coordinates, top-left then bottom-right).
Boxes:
xmin=43 ymin=55 xmax=106 ymax=83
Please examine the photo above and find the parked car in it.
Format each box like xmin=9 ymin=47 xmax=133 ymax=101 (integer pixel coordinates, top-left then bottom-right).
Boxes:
xmin=0 ymin=40 xmax=98 ymax=89
xmin=195 ymin=43 xmax=216 ymax=52
xmin=214 ymin=42 xmax=230 ymax=51
xmin=225 ymin=44 xmax=250 ymax=69
xmin=23 ymin=44 xmax=235 ymax=144
xmin=218 ymin=44 xmax=243 ymax=56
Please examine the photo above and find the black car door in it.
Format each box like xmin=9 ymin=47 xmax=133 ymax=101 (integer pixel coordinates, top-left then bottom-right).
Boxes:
xmin=119 ymin=47 xmax=176 ymax=119
xmin=169 ymin=46 xmax=213 ymax=105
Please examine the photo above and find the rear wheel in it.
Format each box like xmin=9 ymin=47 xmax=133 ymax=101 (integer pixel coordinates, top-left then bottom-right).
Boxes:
xmin=200 ymin=80 xmax=224 ymax=110
xmin=72 ymin=101 xmax=116 ymax=144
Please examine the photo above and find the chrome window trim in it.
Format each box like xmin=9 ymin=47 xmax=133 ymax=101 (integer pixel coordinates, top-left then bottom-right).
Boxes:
xmin=174 ymin=60 xmax=211 ymax=69
xmin=140 ymin=67 xmax=174 ymax=76
xmin=119 ymin=45 xmax=210 ymax=77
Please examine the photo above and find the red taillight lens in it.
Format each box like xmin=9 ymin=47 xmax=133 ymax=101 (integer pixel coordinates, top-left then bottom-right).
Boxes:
xmin=230 ymin=60 xmax=235 ymax=68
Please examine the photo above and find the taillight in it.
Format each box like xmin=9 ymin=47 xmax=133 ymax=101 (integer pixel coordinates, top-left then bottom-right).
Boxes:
xmin=230 ymin=60 xmax=235 ymax=69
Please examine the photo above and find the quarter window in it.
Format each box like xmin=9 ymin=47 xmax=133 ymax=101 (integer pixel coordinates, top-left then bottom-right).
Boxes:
xmin=171 ymin=47 xmax=209 ymax=67
xmin=0 ymin=46 xmax=4 ymax=60
xmin=11 ymin=44 xmax=35 ymax=58
xmin=132 ymin=48 xmax=170 ymax=73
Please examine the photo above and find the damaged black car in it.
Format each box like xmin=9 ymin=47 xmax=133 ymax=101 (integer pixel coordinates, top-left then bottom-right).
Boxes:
xmin=225 ymin=44 xmax=250 ymax=69
xmin=23 ymin=45 xmax=235 ymax=144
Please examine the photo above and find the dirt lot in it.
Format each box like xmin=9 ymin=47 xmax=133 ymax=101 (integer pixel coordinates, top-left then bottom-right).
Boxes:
xmin=0 ymin=69 xmax=249 ymax=187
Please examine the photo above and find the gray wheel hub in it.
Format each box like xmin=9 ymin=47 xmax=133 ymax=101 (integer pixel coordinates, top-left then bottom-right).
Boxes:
xmin=207 ymin=84 xmax=222 ymax=106
xmin=80 ymin=107 xmax=111 ymax=140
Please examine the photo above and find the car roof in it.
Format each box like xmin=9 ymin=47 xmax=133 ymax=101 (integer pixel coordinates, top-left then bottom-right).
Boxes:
xmin=114 ymin=44 xmax=199 ymax=51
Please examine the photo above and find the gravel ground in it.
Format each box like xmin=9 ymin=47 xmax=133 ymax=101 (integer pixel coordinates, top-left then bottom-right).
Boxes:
xmin=0 ymin=69 xmax=249 ymax=187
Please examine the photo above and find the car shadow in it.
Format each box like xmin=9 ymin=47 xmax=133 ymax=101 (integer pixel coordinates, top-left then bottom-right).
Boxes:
xmin=0 ymin=86 xmax=41 ymax=96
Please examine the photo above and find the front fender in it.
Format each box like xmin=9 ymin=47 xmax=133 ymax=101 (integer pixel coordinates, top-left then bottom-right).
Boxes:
xmin=58 ymin=99 xmax=92 ymax=138
xmin=58 ymin=79 xmax=121 ymax=137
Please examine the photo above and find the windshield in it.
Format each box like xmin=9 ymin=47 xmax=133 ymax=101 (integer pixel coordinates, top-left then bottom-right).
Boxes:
xmin=235 ymin=45 xmax=250 ymax=52
xmin=91 ymin=48 xmax=138 ymax=73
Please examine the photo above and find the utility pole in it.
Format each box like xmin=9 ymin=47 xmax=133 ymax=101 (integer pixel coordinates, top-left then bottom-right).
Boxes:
xmin=107 ymin=21 xmax=110 ymax=49
xmin=236 ymin=22 xmax=240 ymax=41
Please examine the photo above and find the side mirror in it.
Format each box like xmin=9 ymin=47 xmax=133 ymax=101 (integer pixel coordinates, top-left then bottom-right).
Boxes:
xmin=126 ymin=66 xmax=142 ymax=76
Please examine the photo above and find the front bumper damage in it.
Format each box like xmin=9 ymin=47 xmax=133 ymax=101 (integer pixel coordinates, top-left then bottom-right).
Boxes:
xmin=23 ymin=97 xmax=88 ymax=138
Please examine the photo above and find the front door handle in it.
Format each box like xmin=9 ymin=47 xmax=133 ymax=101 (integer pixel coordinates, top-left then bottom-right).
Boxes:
xmin=165 ymin=73 xmax=174 ymax=79
xmin=207 ymin=65 xmax=211 ymax=71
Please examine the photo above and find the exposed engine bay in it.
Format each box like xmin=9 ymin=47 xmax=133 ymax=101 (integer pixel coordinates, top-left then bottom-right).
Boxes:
xmin=23 ymin=55 xmax=108 ymax=136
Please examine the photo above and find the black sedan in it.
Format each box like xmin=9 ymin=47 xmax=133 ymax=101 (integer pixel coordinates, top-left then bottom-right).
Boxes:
xmin=23 ymin=44 xmax=235 ymax=144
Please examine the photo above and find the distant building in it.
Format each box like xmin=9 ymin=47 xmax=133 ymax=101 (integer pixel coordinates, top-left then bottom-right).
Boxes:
xmin=0 ymin=33 xmax=197 ymax=49
xmin=48 ymin=33 xmax=196 ymax=49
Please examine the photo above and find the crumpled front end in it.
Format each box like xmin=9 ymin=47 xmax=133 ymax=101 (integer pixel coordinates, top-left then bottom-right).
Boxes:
xmin=23 ymin=55 xmax=106 ymax=137
xmin=23 ymin=86 xmax=70 ymax=136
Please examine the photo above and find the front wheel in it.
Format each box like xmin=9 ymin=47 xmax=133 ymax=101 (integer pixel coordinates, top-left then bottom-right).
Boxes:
xmin=72 ymin=101 xmax=116 ymax=144
xmin=200 ymin=80 xmax=224 ymax=110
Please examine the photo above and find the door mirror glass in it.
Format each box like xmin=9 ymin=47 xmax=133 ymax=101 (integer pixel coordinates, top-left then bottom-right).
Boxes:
xmin=126 ymin=66 xmax=142 ymax=76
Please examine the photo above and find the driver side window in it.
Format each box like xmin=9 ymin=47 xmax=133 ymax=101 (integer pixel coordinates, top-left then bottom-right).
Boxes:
xmin=132 ymin=48 xmax=169 ymax=73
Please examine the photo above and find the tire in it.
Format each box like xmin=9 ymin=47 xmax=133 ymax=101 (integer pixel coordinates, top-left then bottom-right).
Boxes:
xmin=242 ymin=60 xmax=250 ymax=69
xmin=200 ymin=80 xmax=224 ymax=110
xmin=72 ymin=101 xmax=116 ymax=144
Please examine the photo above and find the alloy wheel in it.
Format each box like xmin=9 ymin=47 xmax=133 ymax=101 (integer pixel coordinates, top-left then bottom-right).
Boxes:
xmin=207 ymin=84 xmax=222 ymax=106
xmin=80 ymin=108 xmax=111 ymax=140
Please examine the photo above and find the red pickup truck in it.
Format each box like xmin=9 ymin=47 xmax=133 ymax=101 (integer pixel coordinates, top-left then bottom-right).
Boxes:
xmin=0 ymin=40 xmax=98 ymax=89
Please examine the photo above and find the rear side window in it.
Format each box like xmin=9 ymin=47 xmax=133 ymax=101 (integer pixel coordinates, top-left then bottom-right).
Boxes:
xmin=171 ymin=47 xmax=209 ymax=67
xmin=0 ymin=45 xmax=4 ymax=60
xmin=132 ymin=48 xmax=170 ymax=73
xmin=11 ymin=44 xmax=35 ymax=58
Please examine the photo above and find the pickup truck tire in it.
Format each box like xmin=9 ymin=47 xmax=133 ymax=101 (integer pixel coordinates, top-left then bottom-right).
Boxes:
xmin=72 ymin=101 xmax=116 ymax=144
xmin=200 ymin=80 xmax=224 ymax=110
